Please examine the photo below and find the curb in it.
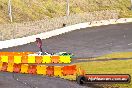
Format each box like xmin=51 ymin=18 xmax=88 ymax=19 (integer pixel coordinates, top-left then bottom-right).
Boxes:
xmin=0 ymin=18 xmax=132 ymax=49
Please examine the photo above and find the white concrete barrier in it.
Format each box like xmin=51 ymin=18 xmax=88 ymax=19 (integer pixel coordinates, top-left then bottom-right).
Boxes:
xmin=0 ymin=18 xmax=132 ymax=49
xmin=100 ymin=20 xmax=111 ymax=25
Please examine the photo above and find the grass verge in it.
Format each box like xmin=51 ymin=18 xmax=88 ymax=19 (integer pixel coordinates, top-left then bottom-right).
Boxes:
xmin=94 ymin=52 xmax=132 ymax=60
xmin=78 ymin=52 xmax=132 ymax=61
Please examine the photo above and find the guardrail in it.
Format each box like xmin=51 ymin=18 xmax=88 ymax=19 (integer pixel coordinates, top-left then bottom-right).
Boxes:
xmin=0 ymin=18 xmax=132 ymax=49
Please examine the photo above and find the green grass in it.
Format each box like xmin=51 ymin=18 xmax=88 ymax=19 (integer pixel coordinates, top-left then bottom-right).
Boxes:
xmin=0 ymin=0 xmax=132 ymax=23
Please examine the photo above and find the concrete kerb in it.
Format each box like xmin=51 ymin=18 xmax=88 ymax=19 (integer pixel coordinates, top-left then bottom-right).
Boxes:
xmin=0 ymin=18 xmax=132 ymax=49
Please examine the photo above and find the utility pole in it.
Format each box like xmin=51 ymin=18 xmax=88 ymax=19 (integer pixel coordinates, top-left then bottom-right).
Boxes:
xmin=8 ymin=0 xmax=13 ymax=22
xmin=66 ymin=0 xmax=70 ymax=17
xmin=130 ymin=0 xmax=132 ymax=10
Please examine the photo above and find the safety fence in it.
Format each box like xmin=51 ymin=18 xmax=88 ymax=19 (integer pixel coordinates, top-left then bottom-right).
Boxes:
xmin=0 ymin=52 xmax=71 ymax=64
xmin=0 ymin=62 xmax=77 ymax=77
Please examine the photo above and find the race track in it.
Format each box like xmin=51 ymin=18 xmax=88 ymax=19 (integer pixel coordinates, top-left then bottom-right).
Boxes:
xmin=0 ymin=72 xmax=95 ymax=88
xmin=0 ymin=23 xmax=132 ymax=88
xmin=1 ymin=23 xmax=132 ymax=58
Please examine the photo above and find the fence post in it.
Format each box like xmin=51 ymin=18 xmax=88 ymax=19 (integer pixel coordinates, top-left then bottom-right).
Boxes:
xmin=66 ymin=0 xmax=70 ymax=17
xmin=8 ymin=0 xmax=13 ymax=22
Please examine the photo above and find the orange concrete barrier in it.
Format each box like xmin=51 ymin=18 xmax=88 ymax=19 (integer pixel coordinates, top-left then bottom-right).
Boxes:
xmin=35 ymin=56 xmax=43 ymax=64
xmin=1 ymin=62 xmax=8 ymax=72
xmin=62 ymin=65 xmax=77 ymax=75
xmin=13 ymin=64 xmax=21 ymax=73
xmin=0 ymin=52 xmax=34 ymax=56
xmin=46 ymin=66 xmax=54 ymax=76
xmin=7 ymin=63 xmax=14 ymax=72
xmin=21 ymin=64 xmax=28 ymax=73
xmin=51 ymin=56 xmax=59 ymax=63
xmin=8 ymin=56 xmax=14 ymax=63
xmin=28 ymin=65 xmax=37 ymax=74
xmin=36 ymin=65 xmax=47 ymax=75
xmin=54 ymin=66 xmax=63 ymax=77
xmin=21 ymin=56 xmax=28 ymax=63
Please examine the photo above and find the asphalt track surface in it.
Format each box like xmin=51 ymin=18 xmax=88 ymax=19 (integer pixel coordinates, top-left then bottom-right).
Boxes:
xmin=1 ymin=23 xmax=132 ymax=88
xmin=1 ymin=23 xmax=132 ymax=57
